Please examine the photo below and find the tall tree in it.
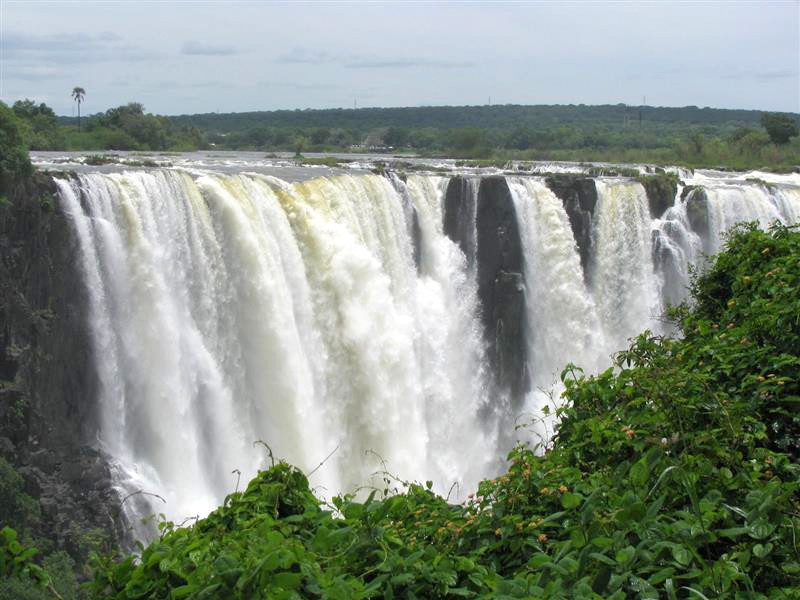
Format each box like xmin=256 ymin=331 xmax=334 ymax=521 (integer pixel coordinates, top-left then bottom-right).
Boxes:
xmin=71 ymin=87 xmax=86 ymax=132
xmin=760 ymin=112 xmax=799 ymax=145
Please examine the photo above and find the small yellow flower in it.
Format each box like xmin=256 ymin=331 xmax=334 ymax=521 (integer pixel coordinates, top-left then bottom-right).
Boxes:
xmin=495 ymin=528 xmax=502 ymax=537
xmin=558 ymin=485 xmax=568 ymax=493
xmin=538 ymin=534 xmax=548 ymax=542
xmin=540 ymin=487 xmax=551 ymax=495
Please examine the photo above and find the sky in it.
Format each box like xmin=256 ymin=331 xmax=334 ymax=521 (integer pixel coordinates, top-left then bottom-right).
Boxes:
xmin=1 ymin=0 xmax=798 ymax=116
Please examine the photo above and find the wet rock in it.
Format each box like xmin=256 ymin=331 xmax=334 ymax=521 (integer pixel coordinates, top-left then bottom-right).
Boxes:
xmin=0 ymin=436 xmax=15 ymax=458
xmin=683 ymin=186 xmax=711 ymax=251
xmin=444 ymin=176 xmax=478 ymax=270
xmin=476 ymin=176 xmax=528 ymax=403
xmin=0 ymin=173 xmax=119 ymax=562
xmin=639 ymin=173 xmax=679 ymax=219
xmin=17 ymin=465 xmax=44 ymax=496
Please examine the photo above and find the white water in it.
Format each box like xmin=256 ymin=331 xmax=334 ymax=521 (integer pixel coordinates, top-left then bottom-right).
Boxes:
xmin=703 ymin=183 xmax=800 ymax=254
xmin=57 ymin=170 xmax=500 ymax=525
xmin=591 ymin=180 xmax=664 ymax=348
xmin=55 ymin=167 xmax=800 ymax=533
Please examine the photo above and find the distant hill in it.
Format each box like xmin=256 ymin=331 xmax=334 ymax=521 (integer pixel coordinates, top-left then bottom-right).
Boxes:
xmin=161 ymin=103 xmax=786 ymax=134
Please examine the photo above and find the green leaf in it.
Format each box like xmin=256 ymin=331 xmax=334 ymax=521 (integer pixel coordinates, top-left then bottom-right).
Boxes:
xmin=748 ymin=520 xmax=776 ymax=540
xmin=528 ymin=553 xmax=551 ymax=568
xmin=752 ymin=542 xmax=773 ymax=558
xmin=615 ymin=546 xmax=635 ymax=565
xmin=561 ymin=492 xmax=582 ymax=509
xmin=170 ymin=585 xmax=198 ymax=598
xmin=588 ymin=552 xmax=616 ymax=566
xmin=681 ymin=586 xmax=712 ymax=600
xmin=631 ymin=457 xmax=649 ymax=488
xmin=390 ymin=573 xmax=415 ymax=585
xmin=671 ymin=545 xmax=692 ymax=567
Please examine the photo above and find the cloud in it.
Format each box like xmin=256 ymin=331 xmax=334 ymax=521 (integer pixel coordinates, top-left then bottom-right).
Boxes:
xmin=345 ymin=58 xmax=475 ymax=69
xmin=181 ymin=41 xmax=237 ymax=56
xmin=3 ymin=31 xmax=157 ymax=63
xmin=259 ymin=81 xmax=342 ymax=91
xmin=275 ymin=47 xmax=475 ymax=70
xmin=275 ymin=48 xmax=334 ymax=65
xmin=751 ymin=69 xmax=797 ymax=81
xmin=3 ymin=65 xmax=65 ymax=81
xmin=720 ymin=68 xmax=798 ymax=81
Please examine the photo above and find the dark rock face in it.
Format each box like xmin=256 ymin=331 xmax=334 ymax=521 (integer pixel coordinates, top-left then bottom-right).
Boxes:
xmin=474 ymin=176 xmax=527 ymax=403
xmin=0 ymin=173 xmax=121 ymax=559
xmin=639 ymin=174 xmax=679 ymax=219
xmin=544 ymin=175 xmax=597 ymax=277
xmin=444 ymin=176 xmax=478 ymax=271
xmin=683 ymin=186 xmax=712 ymax=251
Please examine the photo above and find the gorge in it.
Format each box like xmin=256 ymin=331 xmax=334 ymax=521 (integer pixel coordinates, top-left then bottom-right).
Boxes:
xmin=2 ymin=157 xmax=799 ymax=550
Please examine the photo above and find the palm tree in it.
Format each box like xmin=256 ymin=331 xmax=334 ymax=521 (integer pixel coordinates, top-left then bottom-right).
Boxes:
xmin=71 ymin=87 xmax=86 ymax=132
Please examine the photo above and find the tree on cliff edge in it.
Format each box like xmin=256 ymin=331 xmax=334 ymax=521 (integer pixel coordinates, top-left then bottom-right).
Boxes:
xmin=0 ymin=102 xmax=33 ymax=197
xmin=71 ymin=87 xmax=86 ymax=133
xmin=761 ymin=112 xmax=799 ymax=145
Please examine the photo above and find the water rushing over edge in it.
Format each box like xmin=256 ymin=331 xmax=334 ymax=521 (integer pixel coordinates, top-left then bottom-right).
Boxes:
xmin=54 ymin=168 xmax=800 ymax=536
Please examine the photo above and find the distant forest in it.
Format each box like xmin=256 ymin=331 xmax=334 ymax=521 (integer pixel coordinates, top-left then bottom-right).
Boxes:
xmin=165 ymin=104 xmax=775 ymax=133
xmin=19 ymin=100 xmax=800 ymax=169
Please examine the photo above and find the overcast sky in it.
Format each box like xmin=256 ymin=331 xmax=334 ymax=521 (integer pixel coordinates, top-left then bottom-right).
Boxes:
xmin=2 ymin=0 xmax=798 ymax=116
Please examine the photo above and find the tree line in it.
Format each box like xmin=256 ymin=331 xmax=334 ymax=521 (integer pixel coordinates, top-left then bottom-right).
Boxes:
xmin=7 ymin=95 xmax=800 ymax=169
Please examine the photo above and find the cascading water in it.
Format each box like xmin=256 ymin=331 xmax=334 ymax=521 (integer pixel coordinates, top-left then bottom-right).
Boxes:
xmin=56 ymin=170 xmax=499 ymax=528
xmin=702 ymin=183 xmax=800 ymax=254
xmin=54 ymin=164 xmax=800 ymax=538
xmin=591 ymin=180 xmax=664 ymax=348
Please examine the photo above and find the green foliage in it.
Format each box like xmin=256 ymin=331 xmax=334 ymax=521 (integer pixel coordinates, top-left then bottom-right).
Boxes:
xmin=57 ymin=102 xmax=208 ymax=151
xmin=0 ymin=101 xmax=33 ymax=196
xmin=0 ymin=457 xmax=40 ymax=532
xmin=0 ymin=529 xmax=81 ymax=600
xmin=12 ymin=100 xmax=64 ymax=151
xmin=158 ymin=103 xmax=800 ymax=169
xmin=83 ymin=224 xmax=800 ymax=598
xmin=760 ymin=112 xmax=799 ymax=145
xmin=0 ymin=527 xmax=47 ymax=585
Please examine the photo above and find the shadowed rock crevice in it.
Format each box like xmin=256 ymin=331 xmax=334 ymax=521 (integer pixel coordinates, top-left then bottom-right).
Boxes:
xmin=443 ymin=176 xmax=478 ymax=271
xmin=473 ymin=176 xmax=527 ymax=403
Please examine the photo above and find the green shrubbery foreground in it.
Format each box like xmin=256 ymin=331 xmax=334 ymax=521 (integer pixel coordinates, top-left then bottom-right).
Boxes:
xmin=4 ymin=223 xmax=800 ymax=598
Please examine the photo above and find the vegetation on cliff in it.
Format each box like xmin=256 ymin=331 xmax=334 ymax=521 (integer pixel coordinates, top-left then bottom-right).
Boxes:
xmin=4 ymin=222 xmax=795 ymax=598
xmin=0 ymin=102 xmax=33 ymax=200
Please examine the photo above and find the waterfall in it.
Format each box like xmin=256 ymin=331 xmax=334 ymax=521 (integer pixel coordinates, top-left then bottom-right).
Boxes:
xmin=56 ymin=170 xmax=498 ymax=525
xmin=54 ymin=166 xmax=800 ymax=534
xmin=591 ymin=180 xmax=664 ymax=348
xmin=507 ymin=178 xmax=607 ymax=440
xmin=703 ymin=183 xmax=800 ymax=254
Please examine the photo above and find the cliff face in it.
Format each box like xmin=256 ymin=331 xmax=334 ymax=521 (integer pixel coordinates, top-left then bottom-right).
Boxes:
xmin=445 ymin=176 xmax=528 ymax=403
xmin=443 ymin=177 xmax=478 ymax=270
xmin=0 ymin=173 xmax=120 ymax=560
xmin=638 ymin=174 xmax=679 ymax=219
